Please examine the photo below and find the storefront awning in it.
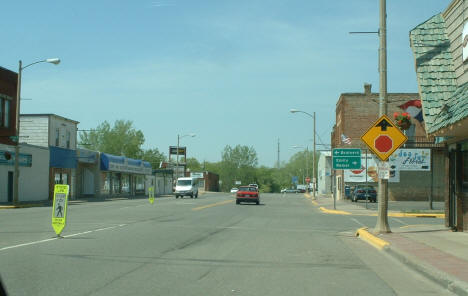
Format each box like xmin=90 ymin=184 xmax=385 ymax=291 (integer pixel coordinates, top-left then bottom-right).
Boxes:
xmin=100 ymin=153 xmax=152 ymax=175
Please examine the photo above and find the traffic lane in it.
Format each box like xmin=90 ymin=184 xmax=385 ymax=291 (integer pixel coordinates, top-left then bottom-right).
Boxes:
xmin=0 ymin=192 xmax=438 ymax=295
xmin=0 ymin=192 xmax=248 ymax=295
xmin=0 ymin=192 xmax=231 ymax=249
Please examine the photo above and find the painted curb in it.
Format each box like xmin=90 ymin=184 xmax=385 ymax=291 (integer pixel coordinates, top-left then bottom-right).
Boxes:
xmin=319 ymin=207 xmax=352 ymax=215
xmin=355 ymin=227 xmax=389 ymax=250
xmin=0 ymin=203 xmax=47 ymax=209
xmin=385 ymin=245 xmax=468 ymax=296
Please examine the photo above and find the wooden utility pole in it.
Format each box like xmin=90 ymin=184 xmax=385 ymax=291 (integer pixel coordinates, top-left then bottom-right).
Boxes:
xmin=375 ymin=0 xmax=391 ymax=233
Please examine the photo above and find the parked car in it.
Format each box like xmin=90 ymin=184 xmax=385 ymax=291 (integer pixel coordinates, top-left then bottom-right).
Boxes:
xmin=281 ymin=188 xmax=299 ymax=193
xmin=351 ymin=185 xmax=377 ymax=202
xmin=230 ymin=188 xmax=239 ymax=193
xmin=236 ymin=186 xmax=260 ymax=205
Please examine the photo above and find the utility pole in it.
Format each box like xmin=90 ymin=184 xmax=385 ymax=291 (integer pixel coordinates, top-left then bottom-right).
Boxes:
xmin=13 ymin=61 xmax=22 ymax=205
xmin=277 ymin=138 xmax=280 ymax=169
xmin=313 ymin=111 xmax=316 ymax=198
xmin=375 ymin=0 xmax=391 ymax=233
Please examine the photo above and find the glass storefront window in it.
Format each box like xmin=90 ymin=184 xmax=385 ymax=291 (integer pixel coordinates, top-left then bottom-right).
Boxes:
xmin=112 ymin=173 xmax=121 ymax=194
xmin=122 ymin=174 xmax=130 ymax=194
xmin=136 ymin=175 xmax=145 ymax=192
xmin=101 ymin=172 xmax=110 ymax=194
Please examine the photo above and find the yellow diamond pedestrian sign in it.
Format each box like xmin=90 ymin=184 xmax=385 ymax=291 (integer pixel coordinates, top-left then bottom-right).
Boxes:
xmin=52 ymin=184 xmax=69 ymax=236
xmin=361 ymin=115 xmax=407 ymax=161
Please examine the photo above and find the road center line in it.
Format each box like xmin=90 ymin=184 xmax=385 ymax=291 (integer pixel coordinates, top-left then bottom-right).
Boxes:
xmin=0 ymin=224 xmax=127 ymax=252
xmin=192 ymin=200 xmax=233 ymax=211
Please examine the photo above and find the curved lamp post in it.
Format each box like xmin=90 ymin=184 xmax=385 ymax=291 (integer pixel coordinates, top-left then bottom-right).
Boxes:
xmin=13 ymin=58 xmax=60 ymax=204
xmin=290 ymin=109 xmax=316 ymax=198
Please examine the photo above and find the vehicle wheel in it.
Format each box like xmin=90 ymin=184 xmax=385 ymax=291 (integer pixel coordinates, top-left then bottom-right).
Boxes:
xmin=236 ymin=200 xmax=240 ymax=204
xmin=190 ymin=195 xmax=193 ymax=198
xmin=195 ymin=193 xmax=198 ymax=198
xmin=175 ymin=195 xmax=179 ymax=199
xmin=256 ymin=201 xmax=260 ymax=205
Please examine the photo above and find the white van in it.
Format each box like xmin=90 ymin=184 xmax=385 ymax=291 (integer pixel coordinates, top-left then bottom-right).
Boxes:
xmin=174 ymin=177 xmax=199 ymax=199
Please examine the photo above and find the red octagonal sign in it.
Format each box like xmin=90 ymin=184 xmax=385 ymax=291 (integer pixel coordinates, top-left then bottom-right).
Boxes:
xmin=374 ymin=135 xmax=393 ymax=153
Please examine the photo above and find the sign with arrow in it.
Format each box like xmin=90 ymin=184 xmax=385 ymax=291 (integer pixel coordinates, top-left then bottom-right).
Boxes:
xmin=332 ymin=148 xmax=361 ymax=169
xmin=361 ymin=115 xmax=408 ymax=161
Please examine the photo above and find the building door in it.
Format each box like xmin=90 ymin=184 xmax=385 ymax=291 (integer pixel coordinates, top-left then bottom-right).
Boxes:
xmin=449 ymin=151 xmax=457 ymax=228
xmin=7 ymin=172 xmax=13 ymax=202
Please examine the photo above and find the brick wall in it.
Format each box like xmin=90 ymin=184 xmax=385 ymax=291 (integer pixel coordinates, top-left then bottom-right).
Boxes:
xmin=332 ymin=84 xmax=443 ymax=201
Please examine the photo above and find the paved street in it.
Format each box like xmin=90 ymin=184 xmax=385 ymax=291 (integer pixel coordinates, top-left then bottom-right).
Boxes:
xmin=0 ymin=193 xmax=452 ymax=296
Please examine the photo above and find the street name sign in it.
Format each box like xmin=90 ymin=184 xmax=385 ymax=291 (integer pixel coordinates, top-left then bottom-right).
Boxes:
xmin=148 ymin=187 xmax=155 ymax=204
xmin=51 ymin=184 xmax=69 ymax=236
xmin=332 ymin=148 xmax=361 ymax=169
xmin=361 ymin=115 xmax=408 ymax=161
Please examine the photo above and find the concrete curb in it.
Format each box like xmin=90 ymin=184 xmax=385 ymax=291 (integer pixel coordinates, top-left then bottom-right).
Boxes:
xmin=385 ymin=245 xmax=468 ymax=296
xmin=319 ymin=207 xmax=352 ymax=215
xmin=0 ymin=203 xmax=48 ymax=209
xmin=355 ymin=227 xmax=389 ymax=250
xmin=355 ymin=227 xmax=468 ymax=295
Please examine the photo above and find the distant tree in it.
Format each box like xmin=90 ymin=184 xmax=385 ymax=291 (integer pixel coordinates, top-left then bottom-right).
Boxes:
xmin=186 ymin=157 xmax=203 ymax=172
xmin=79 ymin=120 xmax=145 ymax=159
xmin=219 ymin=145 xmax=258 ymax=191
xmin=141 ymin=148 xmax=166 ymax=169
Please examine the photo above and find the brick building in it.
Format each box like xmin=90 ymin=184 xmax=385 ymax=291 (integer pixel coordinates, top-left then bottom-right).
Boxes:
xmin=331 ymin=83 xmax=445 ymax=201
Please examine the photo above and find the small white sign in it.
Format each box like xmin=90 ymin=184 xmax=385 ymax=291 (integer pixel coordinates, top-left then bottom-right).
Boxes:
xmin=378 ymin=162 xmax=390 ymax=180
xmin=463 ymin=22 xmax=468 ymax=62
xmin=235 ymin=181 xmax=241 ymax=185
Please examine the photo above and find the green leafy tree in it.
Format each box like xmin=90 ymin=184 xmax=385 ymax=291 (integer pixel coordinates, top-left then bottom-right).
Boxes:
xmin=186 ymin=157 xmax=203 ymax=172
xmin=141 ymin=148 xmax=166 ymax=169
xmin=79 ymin=120 xmax=145 ymax=158
xmin=219 ymin=145 xmax=258 ymax=191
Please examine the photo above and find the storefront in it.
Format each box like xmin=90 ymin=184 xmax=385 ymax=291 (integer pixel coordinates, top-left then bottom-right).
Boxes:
xmin=0 ymin=143 xmax=49 ymax=202
xmin=75 ymin=148 xmax=99 ymax=198
xmin=409 ymin=0 xmax=468 ymax=230
xmin=49 ymin=146 xmax=76 ymax=200
xmin=99 ymin=153 xmax=152 ymax=197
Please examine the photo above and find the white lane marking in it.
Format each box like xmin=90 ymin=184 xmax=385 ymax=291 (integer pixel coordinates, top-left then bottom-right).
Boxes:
xmin=350 ymin=217 xmax=366 ymax=227
xmin=0 ymin=238 xmax=58 ymax=251
xmin=391 ymin=217 xmax=408 ymax=225
xmin=0 ymin=224 xmax=126 ymax=252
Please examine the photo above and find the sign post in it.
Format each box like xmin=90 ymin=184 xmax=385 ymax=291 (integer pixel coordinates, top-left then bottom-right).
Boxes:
xmin=148 ymin=187 xmax=155 ymax=204
xmin=52 ymin=184 xmax=69 ymax=237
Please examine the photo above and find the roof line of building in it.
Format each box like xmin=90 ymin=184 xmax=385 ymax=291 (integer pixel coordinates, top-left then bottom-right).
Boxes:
xmin=20 ymin=113 xmax=80 ymax=124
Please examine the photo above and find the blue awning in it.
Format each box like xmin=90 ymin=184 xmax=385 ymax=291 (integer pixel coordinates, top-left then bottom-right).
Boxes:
xmin=100 ymin=153 xmax=152 ymax=174
xmin=50 ymin=146 xmax=77 ymax=169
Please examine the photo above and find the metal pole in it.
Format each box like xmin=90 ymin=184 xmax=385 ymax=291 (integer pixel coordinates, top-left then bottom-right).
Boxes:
xmin=429 ymin=150 xmax=433 ymax=210
xmin=13 ymin=60 xmax=22 ymax=205
xmin=176 ymin=135 xmax=179 ymax=179
xmin=375 ymin=0 xmax=391 ymax=233
xmin=313 ymin=112 xmax=316 ymax=198
xmin=366 ymin=149 xmax=369 ymax=209
xmin=306 ymin=146 xmax=309 ymax=193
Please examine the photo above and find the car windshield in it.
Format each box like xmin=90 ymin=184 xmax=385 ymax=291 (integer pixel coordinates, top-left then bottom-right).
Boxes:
xmin=177 ymin=180 xmax=191 ymax=186
xmin=238 ymin=187 xmax=257 ymax=192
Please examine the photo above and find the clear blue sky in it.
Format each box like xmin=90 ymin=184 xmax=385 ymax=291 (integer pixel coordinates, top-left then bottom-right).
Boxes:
xmin=1 ymin=0 xmax=449 ymax=167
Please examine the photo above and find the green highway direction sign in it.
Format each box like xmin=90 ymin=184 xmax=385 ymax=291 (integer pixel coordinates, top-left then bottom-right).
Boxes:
xmin=332 ymin=148 xmax=361 ymax=170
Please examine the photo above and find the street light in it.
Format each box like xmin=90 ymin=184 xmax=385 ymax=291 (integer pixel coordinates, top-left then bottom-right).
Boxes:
xmin=176 ymin=133 xmax=196 ymax=178
xmin=290 ymin=108 xmax=316 ymax=198
xmin=13 ymin=58 xmax=60 ymax=204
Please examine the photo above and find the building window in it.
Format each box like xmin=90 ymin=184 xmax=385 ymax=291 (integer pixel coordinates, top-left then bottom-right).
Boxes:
xmin=0 ymin=95 xmax=11 ymax=128
xmin=4 ymin=100 xmax=9 ymax=128
xmin=66 ymin=130 xmax=71 ymax=149
xmin=55 ymin=128 xmax=60 ymax=146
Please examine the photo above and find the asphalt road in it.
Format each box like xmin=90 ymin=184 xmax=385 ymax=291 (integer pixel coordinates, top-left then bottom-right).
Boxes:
xmin=0 ymin=192 xmax=452 ymax=296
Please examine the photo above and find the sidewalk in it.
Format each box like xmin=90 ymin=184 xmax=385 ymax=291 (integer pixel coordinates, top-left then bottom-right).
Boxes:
xmin=308 ymin=194 xmax=468 ymax=295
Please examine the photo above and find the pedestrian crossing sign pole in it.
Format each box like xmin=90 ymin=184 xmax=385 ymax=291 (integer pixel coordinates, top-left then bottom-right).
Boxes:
xmin=52 ymin=184 xmax=69 ymax=237
xmin=149 ymin=187 xmax=155 ymax=204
